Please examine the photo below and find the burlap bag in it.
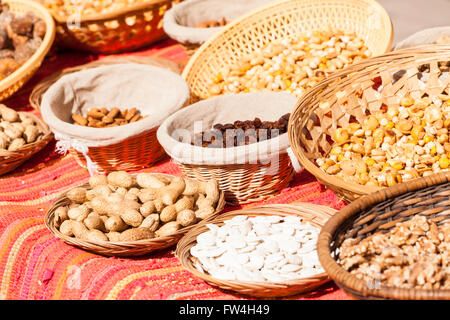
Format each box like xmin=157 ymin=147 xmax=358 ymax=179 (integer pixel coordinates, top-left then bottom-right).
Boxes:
xmin=40 ymin=63 xmax=190 ymax=173
xmin=395 ymin=26 xmax=450 ymax=50
xmin=157 ymin=92 xmax=301 ymax=169
xmin=163 ymin=0 xmax=275 ymax=46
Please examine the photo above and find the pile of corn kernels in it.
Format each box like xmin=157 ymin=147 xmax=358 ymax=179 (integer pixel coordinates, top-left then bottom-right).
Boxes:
xmin=44 ymin=0 xmax=149 ymax=17
xmin=208 ymin=29 xmax=371 ymax=99
xmin=317 ymin=95 xmax=450 ymax=187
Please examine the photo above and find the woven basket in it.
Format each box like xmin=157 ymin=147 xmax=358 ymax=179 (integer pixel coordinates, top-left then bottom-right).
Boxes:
xmin=40 ymin=0 xmax=183 ymax=54
xmin=45 ymin=173 xmax=226 ymax=257
xmin=318 ymin=171 xmax=450 ymax=300
xmin=0 ymin=0 xmax=55 ymax=102
xmin=288 ymin=45 xmax=450 ymax=203
xmin=181 ymin=0 xmax=393 ymax=102
xmin=176 ymin=203 xmax=335 ymax=298
xmin=0 ymin=112 xmax=53 ymax=176
xmin=30 ymin=56 xmax=183 ymax=173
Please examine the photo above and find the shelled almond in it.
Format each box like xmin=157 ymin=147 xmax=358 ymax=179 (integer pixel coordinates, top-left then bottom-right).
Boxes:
xmin=71 ymin=107 xmax=145 ymax=128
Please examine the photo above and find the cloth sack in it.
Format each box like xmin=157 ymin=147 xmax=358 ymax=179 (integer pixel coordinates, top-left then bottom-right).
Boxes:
xmin=163 ymin=0 xmax=275 ymax=45
xmin=395 ymin=26 xmax=450 ymax=50
xmin=157 ymin=92 xmax=301 ymax=168
xmin=40 ymin=63 xmax=190 ymax=174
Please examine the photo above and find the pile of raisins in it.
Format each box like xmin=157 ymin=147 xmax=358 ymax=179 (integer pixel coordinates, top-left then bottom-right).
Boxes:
xmin=193 ymin=113 xmax=290 ymax=148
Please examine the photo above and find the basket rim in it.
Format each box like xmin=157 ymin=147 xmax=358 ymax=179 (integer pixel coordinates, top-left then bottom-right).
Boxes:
xmin=0 ymin=0 xmax=55 ymax=94
xmin=317 ymin=171 xmax=450 ymax=299
xmin=45 ymin=172 xmax=226 ymax=257
xmin=181 ymin=0 xmax=394 ymax=81
xmin=48 ymin=0 xmax=169 ymax=24
xmin=175 ymin=203 xmax=336 ymax=297
xmin=0 ymin=111 xmax=53 ymax=157
xmin=288 ymin=45 xmax=450 ymax=201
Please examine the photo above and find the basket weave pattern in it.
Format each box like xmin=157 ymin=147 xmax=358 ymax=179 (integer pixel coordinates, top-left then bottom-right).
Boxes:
xmin=0 ymin=0 xmax=55 ymax=101
xmin=48 ymin=0 xmax=183 ymax=54
xmin=289 ymin=46 xmax=450 ymax=202
xmin=177 ymin=153 xmax=295 ymax=205
xmin=318 ymin=171 xmax=450 ymax=300
xmin=45 ymin=173 xmax=226 ymax=257
xmin=176 ymin=203 xmax=336 ymax=297
xmin=30 ymin=56 xmax=182 ymax=173
xmin=182 ymin=0 xmax=393 ymax=101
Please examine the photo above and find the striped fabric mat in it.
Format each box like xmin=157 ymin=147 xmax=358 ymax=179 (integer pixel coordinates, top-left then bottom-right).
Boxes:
xmin=0 ymin=39 xmax=350 ymax=300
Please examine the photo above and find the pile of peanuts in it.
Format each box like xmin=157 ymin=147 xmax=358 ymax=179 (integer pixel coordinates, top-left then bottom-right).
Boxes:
xmin=316 ymin=95 xmax=450 ymax=187
xmin=338 ymin=215 xmax=450 ymax=289
xmin=54 ymin=171 xmax=221 ymax=242
xmin=0 ymin=104 xmax=43 ymax=151
xmin=71 ymin=107 xmax=145 ymax=128
xmin=208 ymin=28 xmax=371 ymax=99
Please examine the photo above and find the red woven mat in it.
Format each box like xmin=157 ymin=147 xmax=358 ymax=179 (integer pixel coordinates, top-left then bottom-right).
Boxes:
xmin=0 ymin=39 xmax=350 ymax=300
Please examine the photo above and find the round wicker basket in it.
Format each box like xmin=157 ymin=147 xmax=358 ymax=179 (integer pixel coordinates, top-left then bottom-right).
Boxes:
xmin=41 ymin=0 xmax=183 ymax=54
xmin=176 ymin=203 xmax=336 ymax=298
xmin=181 ymin=0 xmax=393 ymax=102
xmin=288 ymin=45 xmax=450 ymax=202
xmin=318 ymin=171 xmax=450 ymax=300
xmin=45 ymin=173 xmax=226 ymax=257
xmin=30 ymin=56 xmax=183 ymax=173
xmin=0 ymin=112 xmax=53 ymax=176
xmin=0 ymin=0 xmax=55 ymax=102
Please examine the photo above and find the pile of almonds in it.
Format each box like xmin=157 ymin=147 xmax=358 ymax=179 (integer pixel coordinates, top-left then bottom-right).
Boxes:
xmin=54 ymin=171 xmax=221 ymax=242
xmin=71 ymin=107 xmax=145 ymax=128
xmin=0 ymin=104 xmax=43 ymax=151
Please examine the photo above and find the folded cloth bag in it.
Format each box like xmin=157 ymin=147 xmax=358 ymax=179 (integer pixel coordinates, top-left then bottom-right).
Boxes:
xmin=395 ymin=26 xmax=450 ymax=50
xmin=163 ymin=0 xmax=275 ymax=46
xmin=157 ymin=92 xmax=301 ymax=169
xmin=40 ymin=63 xmax=190 ymax=173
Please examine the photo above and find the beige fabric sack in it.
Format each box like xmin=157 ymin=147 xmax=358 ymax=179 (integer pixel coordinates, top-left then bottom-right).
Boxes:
xmin=40 ymin=63 xmax=189 ymax=174
xmin=157 ymin=92 xmax=301 ymax=169
xmin=163 ymin=0 xmax=275 ymax=46
xmin=395 ymin=26 xmax=450 ymax=50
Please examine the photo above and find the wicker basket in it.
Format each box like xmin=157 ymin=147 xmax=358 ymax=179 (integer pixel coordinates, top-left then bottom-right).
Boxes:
xmin=0 ymin=112 xmax=53 ymax=176
xmin=157 ymin=92 xmax=297 ymax=205
xmin=181 ymin=0 xmax=393 ymax=102
xmin=288 ymin=45 xmax=450 ymax=202
xmin=318 ymin=171 xmax=450 ymax=300
xmin=176 ymin=203 xmax=335 ymax=298
xmin=40 ymin=0 xmax=183 ymax=54
xmin=45 ymin=173 xmax=226 ymax=257
xmin=0 ymin=0 xmax=55 ymax=102
xmin=31 ymin=56 xmax=183 ymax=173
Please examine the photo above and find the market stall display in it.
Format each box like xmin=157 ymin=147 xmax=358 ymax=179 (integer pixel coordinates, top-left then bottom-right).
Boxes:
xmin=41 ymin=0 xmax=183 ymax=54
xmin=38 ymin=60 xmax=189 ymax=173
xmin=288 ymin=45 xmax=450 ymax=201
xmin=318 ymin=171 xmax=450 ymax=299
xmin=182 ymin=0 xmax=393 ymax=102
xmin=0 ymin=0 xmax=54 ymax=101
xmin=46 ymin=172 xmax=225 ymax=256
xmin=176 ymin=203 xmax=335 ymax=297
xmin=157 ymin=92 xmax=297 ymax=205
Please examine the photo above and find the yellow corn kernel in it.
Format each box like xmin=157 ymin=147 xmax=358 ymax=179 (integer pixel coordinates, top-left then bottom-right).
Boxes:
xmin=424 ymin=135 xmax=434 ymax=144
xmin=421 ymin=120 xmax=427 ymax=127
xmin=446 ymin=99 xmax=450 ymax=106
xmin=285 ymin=79 xmax=292 ymax=88
xmin=365 ymin=158 xmax=375 ymax=166
xmin=264 ymin=64 xmax=272 ymax=70
xmin=396 ymin=174 xmax=403 ymax=184
xmin=439 ymin=157 xmax=450 ymax=169
xmin=318 ymin=63 xmax=326 ymax=69
xmin=347 ymin=123 xmax=361 ymax=133
xmin=407 ymin=139 xmax=418 ymax=145
xmin=382 ymin=163 xmax=391 ymax=172
xmin=320 ymin=57 xmax=328 ymax=64
xmin=333 ymin=128 xmax=349 ymax=143
xmin=364 ymin=116 xmax=379 ymax=131
xmin=213 ymin=73 xmax=223 ymax=83
xmin=431 ymin=146 xmax=437 ymax=155
xmin=386 ymin=173 xmax=397 ymax=186
xmin=385 ymin=121 xmax=394 ymax=129
xmin=342 ymin=143 xmax=351 ymax=151
xmin=337 ymin=154 xmax=344 ymax=162
xmin=359 ymin=172 xmax=369 ymax=185
xmin=330 ymin=146 xmax=342 ymax=156
xmin=444 ymin=118 xmax=450 ymax=128
xmin=392 ymin=162 xmax=405 ymax=170
xmin=304 ymin=46 xmax=310 ymax=52
xmin=411 ymin=125 xmax=423 ymax=141
xmin=400 ymin=96 xmax=415 ymax=107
